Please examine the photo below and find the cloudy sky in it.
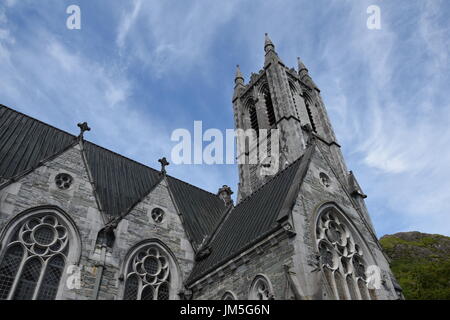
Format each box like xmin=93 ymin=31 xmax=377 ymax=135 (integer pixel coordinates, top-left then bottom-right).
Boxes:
xmin=1 ymin=0 xmax=449 ymax=237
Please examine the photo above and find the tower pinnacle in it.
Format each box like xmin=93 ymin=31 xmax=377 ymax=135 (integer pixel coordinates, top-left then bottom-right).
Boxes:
xmin=234 ymin=65 xmax=244 ymax=85
xmin=264 ymin=33 xmax=275 ymax=52
xmin=297 ymin=57 xmax=308 ymax=74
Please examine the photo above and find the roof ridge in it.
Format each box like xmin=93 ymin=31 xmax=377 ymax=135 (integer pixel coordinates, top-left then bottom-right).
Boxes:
xmin=1 ymin=103 xmax=222 ymax=197
xmin=84 ymin=142 xmax=222 ymax=199
xmin=83 ymin=141 xmax=161 ymax=174
xmin=167 ymin=175 xmax=223 ymax=199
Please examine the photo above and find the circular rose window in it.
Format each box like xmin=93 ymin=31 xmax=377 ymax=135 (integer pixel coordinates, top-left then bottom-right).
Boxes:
xmin=55 ymin=173 xmax=73 ymax=190
xmin=151 ymin=208 xmax=165 ymax=223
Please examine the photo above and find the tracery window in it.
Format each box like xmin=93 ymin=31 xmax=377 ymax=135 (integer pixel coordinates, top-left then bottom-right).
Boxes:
xmin=122 ymin=242 xmax=178 ymax=300
xmin=0 ymin=213 xmax=71 ymax=300
xmin=316 ymin=207 xmax=376 ymax=300
xmin=249 ymin=275 xmax=273 ymax=300
xmin=55 ymin=173 xmax=73 ymax=190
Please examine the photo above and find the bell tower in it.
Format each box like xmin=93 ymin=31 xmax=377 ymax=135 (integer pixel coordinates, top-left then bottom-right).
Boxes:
xmin=233 ymin=34 xmax=349 ymax=202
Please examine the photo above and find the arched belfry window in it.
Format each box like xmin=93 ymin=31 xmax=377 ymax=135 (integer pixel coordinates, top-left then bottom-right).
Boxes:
xmin=0 ymin=207 xmax=80 ymax=300
xmin=316 ymin=205 xmax=377 ymax=300
xmin=122 ymin=241 xmax=180 ymax=300
xmin=303 ymin=94 xmax=317 ymax=133
xmin=246 ymin=98 xmax=259 ymax=135
xmin=289 ymin=81 xmax=300 ymax=119
xmin=249 ymin=274 xmax=274 ymax=300
xmin=262 ymin=85 xmax=276 ymax=127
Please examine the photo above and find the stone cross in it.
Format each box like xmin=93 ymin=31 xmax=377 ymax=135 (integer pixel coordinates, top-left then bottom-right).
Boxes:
xmin=77 ymin=122 xmax=91 ymax=138
xmin=158 ymin=157 xmax=170 ymax=175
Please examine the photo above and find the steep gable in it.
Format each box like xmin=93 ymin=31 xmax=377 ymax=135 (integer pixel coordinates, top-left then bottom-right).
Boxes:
xmin=0 ymin=104 xmax=227 ymax=249
xmin=167 ymin=177 xmax=226 ymax=249
xmin=83 ymin=142 xmax=162 ymax=219
xmin=187 ymin=147 xmax=315 ymax=284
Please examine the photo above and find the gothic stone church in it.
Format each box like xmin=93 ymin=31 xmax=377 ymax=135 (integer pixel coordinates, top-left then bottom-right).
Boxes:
xmin=0 ymin=35 xmax=403 ymax=300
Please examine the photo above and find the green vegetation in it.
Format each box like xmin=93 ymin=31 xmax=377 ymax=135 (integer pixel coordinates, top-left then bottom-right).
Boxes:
xmin=380 ymin=232 xmax=450 ymax=300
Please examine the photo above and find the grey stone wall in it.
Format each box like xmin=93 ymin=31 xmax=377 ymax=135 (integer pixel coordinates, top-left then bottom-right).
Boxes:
xmin=0 ymin=138 xmax=399 ymax=300
xmin=0 ymin=143 xmax=195 ymax=300
xmin=0 ymin=144 xmax=103 ymax=300
xmin=192 ymin=236 xmax=295 ymax=300
xmin=110 ymin=178 xmax=195 ymax=300
xmin=289 ymin=144 xmax=398 ymax=300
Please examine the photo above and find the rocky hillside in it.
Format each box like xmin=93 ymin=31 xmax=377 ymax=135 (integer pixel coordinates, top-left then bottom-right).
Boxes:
xmin=380 ymin=231 xmax=450 ymax=300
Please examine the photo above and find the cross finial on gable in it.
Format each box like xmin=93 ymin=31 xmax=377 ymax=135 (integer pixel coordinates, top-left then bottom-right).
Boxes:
xmin=158 ymin=157 xmax=170 ymax=175
xmin=77 ymin=122 xmax=91 ymax=139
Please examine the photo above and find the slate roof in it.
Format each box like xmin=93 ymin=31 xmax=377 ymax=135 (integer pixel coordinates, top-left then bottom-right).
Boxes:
xmin=0 ymin=105 xmax=76 ymax=180
xmin=83 ymin=142 xmax=162 ymax=219
xmin=187 ymin=147 xmax=314 ymax=284
xmin=167 ymin=177 xmax=227 ymax=247
xmin=1 ymin=104 xmax=314 ymax=280
xmin=0 ymin=104 xmax=225 ymax=246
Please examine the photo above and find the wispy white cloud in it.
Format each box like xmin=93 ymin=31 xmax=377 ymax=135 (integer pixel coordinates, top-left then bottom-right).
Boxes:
xmin=0 ymin=9 xmax=170 ymax=170
xmin=1 ymin=0 xmax=449 ymax=237
xmin=116 ymin=0 xmax=142 ymax=49
xmin=0 ymin=5 xmax=14 ymax=61
xmin=4 ymin=0 xmax=16 ymax=8
xmin=318 ymin=0 xmax=450 ymax=235
xmin=115 ymin=0 xmax=238 ymax=77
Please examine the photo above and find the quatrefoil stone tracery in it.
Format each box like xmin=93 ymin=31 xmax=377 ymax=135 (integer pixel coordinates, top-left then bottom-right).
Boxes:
xmin=251 ymin=277 xmax=272 ymax=300
xmin=124 ymin=245 xmax=171 ymax=300
xmin=134 ymin=247 xmax=169 ymax=284
xmin=256 ymin=282 xmax=270 ymax=300
xmin=55 ymin=173 xmax=73 ymax=190
xmin=151 ymin=208 xmax=164 ymax=223
xmin=317 ymin=211 xmax=366 ymax=279
xmin=19 ymin=215 xmax=69 ymax=257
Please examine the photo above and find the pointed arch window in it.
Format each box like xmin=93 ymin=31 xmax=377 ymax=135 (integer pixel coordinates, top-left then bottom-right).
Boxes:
xmin=262 ymin=86 xmax=276 ymax=127
xmin=245 ymin=97 xmax=260 ymax=139
xmin=304 ymin=94 xmax=317 ymax=133
xmin=248 ymin=104 xmax=259 ymax=135
xmin=316 ymin=206 xmax=377 ymax=300
xmin=122 ymin=241 xmax=179 ymax=300
xmin=249 ymin=275 xmax=274 ymax=300
xmin=289 ymin=82 xmax=300 ymax=119
xmin=0 ymin=209 xmax=78 ymax=300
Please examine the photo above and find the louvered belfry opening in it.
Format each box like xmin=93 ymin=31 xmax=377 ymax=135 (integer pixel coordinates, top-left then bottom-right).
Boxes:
xmin=249 ymin=105 xmax=259 ymax=135
xmin=304 ymin=95 xmax=317 ymax=133
xmin=263 ymin=86 xmax=276 ymax=127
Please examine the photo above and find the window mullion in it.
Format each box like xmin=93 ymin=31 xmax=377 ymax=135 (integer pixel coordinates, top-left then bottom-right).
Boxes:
xmin=353 ymin=275 xmax=363 ymax=300
xmin=7 ymin=248 xmax=27 ymax=300
xmin=137 ymin=278 xmax=143 ymax=300
xmin=330 ymin=271 xmax=339 ymax=300
xmin=32 ymin=258 xmax=47 ymax=300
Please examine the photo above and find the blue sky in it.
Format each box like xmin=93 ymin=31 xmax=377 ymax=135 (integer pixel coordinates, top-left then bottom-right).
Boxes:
xmin=1 ymin=0 xmax=449 ymax=237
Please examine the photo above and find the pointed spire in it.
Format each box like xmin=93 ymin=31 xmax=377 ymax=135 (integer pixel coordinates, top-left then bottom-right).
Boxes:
xmin=297 ymin=57 xmax=308 ymax=74
xmin=264 ymin=33 xmax=275 ymax=53
xmin=297 ymin=57 xmax=318 ymax=90
xmin=234 ymin=65 xmax=244 ymax=85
